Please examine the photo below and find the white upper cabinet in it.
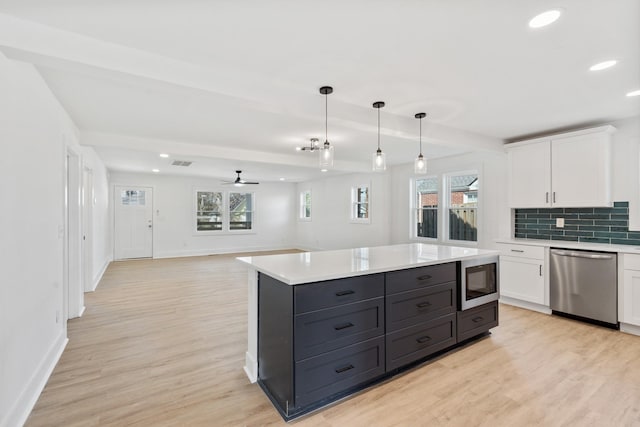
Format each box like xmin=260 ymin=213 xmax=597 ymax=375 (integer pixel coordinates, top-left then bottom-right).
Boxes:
xmin=507 ymin=126 xmax=615 ymax=208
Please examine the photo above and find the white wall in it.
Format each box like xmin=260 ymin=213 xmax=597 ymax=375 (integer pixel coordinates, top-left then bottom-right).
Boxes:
xmin=610 ymin=116 xmax=640 ymax=230
xmin=109 ymin=171 xmax=297 ymax=258
xmin=389 ymin=150 xmax=509 ymax=249
xmin=295 ymin=172 xmax=391 ymax=250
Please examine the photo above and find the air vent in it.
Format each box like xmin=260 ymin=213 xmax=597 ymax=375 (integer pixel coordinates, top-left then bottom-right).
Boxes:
xmin=171 ymin=160 xmax=192 ymax=167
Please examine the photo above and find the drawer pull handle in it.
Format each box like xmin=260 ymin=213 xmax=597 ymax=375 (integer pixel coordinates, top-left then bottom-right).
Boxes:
xmin=510 ymin=249 xmax=524 ymax=253
xmin=416 ymin=274 xmax=432 ymax=281
xmin=335 ymin=364 xmax=354 ymax=374
xmin=416 ymin=335 xmax=432 ymax=344
xmin=335 ymin=290 xmax=355 ymax=297
xmin=472 ymin=316 xmax=484 ymax=323
xmin=416 ymin=301 xmax=431 ymax=308
xmin=334 ymin=322 xmax=354 ymax=331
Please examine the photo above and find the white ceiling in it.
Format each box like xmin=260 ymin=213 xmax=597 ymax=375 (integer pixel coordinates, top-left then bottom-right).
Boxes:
xmin=0 ymin=0 xmax=638 ymax=182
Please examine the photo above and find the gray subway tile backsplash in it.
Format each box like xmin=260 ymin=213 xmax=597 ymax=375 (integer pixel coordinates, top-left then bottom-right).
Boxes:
xmin=513 ymin=202 xmax=638 ymax=245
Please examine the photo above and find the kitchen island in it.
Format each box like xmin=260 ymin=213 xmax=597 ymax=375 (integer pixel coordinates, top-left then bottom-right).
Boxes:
xmin=237 ymin=243 xmax=500 ymax=420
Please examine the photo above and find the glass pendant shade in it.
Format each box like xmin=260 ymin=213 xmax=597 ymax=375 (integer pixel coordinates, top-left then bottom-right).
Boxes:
xmin=319 ymin=141 xmax=334 ymax=171
xmin=373 ymin=148 xmax=386 ymax=171
xmin=414 ymin=153 xmax=427 ymax=174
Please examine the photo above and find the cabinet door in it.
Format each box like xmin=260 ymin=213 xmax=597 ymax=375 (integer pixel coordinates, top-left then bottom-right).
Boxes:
xmin=507 ymin=141 xmax=551 ymax=208
xmin=551 ymin=132 xmax=611 ymax=207
xmin=499 ymin=256 xmax=545 ymax=305
xmin=623 ymin=270 xmax=640 ymax=326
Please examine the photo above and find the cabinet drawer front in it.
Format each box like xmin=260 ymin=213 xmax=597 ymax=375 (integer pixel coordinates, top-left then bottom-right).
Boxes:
xmin=295 ymin=298 xmax=384 ymax=360
xmin=294 ymin=274 xmax=384 ymax=314
xmin=385 ymin=314 xmax=457 ymax=371
xmin=496 ymin=243 xmax=544 ymax=260
xmin=386 ymin=282 xmax=456 ymax=332
xmin=457 ymin=301 xmax=499 ymax=342
xmin=386 ymin=263 xmax=456 ymax=295
xmin=295 ymin=337 xmax=385 ymax=408
xmin=624 ymin=254 xmax=640 ymax=271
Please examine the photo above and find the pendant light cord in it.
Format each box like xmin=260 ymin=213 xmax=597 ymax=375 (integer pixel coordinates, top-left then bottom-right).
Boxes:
xmin=419 ymin=116 xmax=423 ymax=155
xmin=377 ymin=107 xmax=381 ymax=150
xmin=325 ymin=93 xmax=328 ymax=143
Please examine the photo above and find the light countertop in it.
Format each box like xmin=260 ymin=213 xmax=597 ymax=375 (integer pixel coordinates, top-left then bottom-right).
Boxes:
xmin=237 ymin=243 xmax=499 ymax=285
xmin=495 ymin=238 xmax=640 ymax=254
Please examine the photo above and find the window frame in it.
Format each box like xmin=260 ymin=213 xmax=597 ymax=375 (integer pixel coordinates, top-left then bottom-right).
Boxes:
xmin=350 ymin=183 xmax=371 ymax=224
xmin=443 ymin=170 xmax=479 ymax=245
xmin=411 ymin=175 xmax=439 ymax=241
xmin=299 ymin=189 xmax=312 ymax=222
xmin=193 ymin=188 xmax=256 ymax=235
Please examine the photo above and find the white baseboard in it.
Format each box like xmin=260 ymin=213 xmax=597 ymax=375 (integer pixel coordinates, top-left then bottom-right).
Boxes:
xmin=620 ymin=322 xmax=640 ymax=337
xmin=90 ymin=256 xmax=112 ymax=292
xmin=153 ymin=245 xmax=297 ymax=259
xmin=1 ymin=332 xmax=68 ymax=427
xmin=244 ymin=351 xmax=258 ymax=384
xmin=499 ymin=296 xmax=552 ymax=315
xmin=78 ymin=306 xmax=86 ymax=317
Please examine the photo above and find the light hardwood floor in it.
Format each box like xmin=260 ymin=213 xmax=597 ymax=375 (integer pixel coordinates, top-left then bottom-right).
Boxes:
xmin=26 ymin=252 xmax=640 ymax=427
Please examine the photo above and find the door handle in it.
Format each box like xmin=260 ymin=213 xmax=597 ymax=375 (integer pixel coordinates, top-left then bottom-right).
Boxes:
xmin=553 ymin=192 xmax=556 ymax=203
xmin=416 ymin=301 xmax=431 ymax=309
xmin=416 ymin=274 xmax=432 ymax=281
xmin=335 ymin=290 xmax=355 ymax=297
xmin=539 ymin=265 xmax=543 ymax=276
xmin=334 ymin=322 xmax=354 ymax=331
xmin=335 ymin=364 xmax=354 ymax=374
xmin=148 ymin=224 xmax=153 ymax=229
xmin=472 ymin=316 xmax=484 ymax=323
xmin=416 ymin=335 xmax=432 ymax=344
xmin=546 ymin=192 xmax=549 ymax=203
xmin=511 ymin=249 xmax=524 ymax=253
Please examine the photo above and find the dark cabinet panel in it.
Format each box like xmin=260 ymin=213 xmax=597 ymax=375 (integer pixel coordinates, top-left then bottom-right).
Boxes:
xmin=295 ymin=298 xmax=384 ymax=360
xmin=385 ymin=314 xmax=457 ymax=371
xmin=386 ymin=281 xmax=456 ymax=332
xmin=457 ymin=301 xmax=498 ymax=342
xmin=295 ymin=337 xmax=385 ymax=408
xmin=294 ymin=274 xmax=384 ymax=314
xmin=386 ymin=263 xmax=456 ymax=294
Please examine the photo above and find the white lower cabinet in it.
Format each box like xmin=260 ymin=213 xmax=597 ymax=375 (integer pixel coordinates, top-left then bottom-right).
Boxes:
xmin=496 ymin=243 xmax=547 ymax=311
xmin=622 ymin=254 xmax=640 ymax=331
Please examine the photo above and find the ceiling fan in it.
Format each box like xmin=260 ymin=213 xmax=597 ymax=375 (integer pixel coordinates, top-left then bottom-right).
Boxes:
xmin=222 ymin=170 xmax=259 ymax=186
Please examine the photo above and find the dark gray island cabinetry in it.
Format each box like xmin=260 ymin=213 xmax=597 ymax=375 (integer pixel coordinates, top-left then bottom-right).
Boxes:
xmin=257 ymin=260 xmax=498 ymax=420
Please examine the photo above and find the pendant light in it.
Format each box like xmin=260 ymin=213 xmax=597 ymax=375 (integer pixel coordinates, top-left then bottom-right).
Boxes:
xmin=319 ymin=86 xmax=334 ymax=171
xmin=414 ymin=112 xmax=427 ymax=174
xmin=372 ymin=101 xmax=386 ymax=172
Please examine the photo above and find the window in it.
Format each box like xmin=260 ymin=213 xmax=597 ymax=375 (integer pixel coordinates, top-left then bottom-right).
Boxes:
xmin=414 ymin=177 xmax=439 ymax=239
xmin=351 ymin=185 xmax=370 ymax=223
xmin=446 ymin=173 xmax=478 ymax=242
xmin=412 ymin=171 xmax=478 ymax=244
xmin=229 ymin=192 xmax=253 ymax=230
xmin=195 ymin=190 xmax=255 ymax=233
xmin=121 ymin=189 xmax=146 ymax=206
xmin=196 ymin=191 xmax=223 ymax=231
xmin=300 ymin=190 xmax=311 ymax=220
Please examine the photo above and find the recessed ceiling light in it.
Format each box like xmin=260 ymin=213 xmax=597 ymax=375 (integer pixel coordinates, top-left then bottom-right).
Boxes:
xmin=279 ymin=177 xmax=285 ymax=181
xmin=152 ymin=169 xmax=160 ymax=173
xmin=626 ymin=89 xmax=640 ymax=97
xmin=528 ymin=10 xmax=562 ymax=28
xmin=589 ymin=60 xmax=617 ymax=71
xmin=321 ymin=169 xmax=328 ymax=173
xmin=159 ymin=153 xmax=169 ymax=158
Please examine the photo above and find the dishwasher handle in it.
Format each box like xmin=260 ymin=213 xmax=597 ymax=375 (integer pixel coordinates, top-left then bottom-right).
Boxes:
xmin=550 ymin=249 xmax=614 ymax=260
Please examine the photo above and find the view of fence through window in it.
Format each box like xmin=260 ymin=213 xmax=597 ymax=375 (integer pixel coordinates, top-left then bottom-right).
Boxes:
xmin=230 ymin=192 xmax=253 ymax=230
xmin=416 ymin=177 xmax=438 ymax=238
xmin=415 ymin=173 xmax=478 ymax=242
xmin=448 ymin=173 xmax=478 ymax=241
xmin=354 ymin=186 xmax=369 ymax=220
xmin=196 ymin=191 xmax=223 ymax=231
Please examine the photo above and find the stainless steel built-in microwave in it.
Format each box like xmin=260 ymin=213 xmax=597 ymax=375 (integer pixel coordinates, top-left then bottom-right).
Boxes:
xmin=460 ymin=256 xmax=499 ymax=310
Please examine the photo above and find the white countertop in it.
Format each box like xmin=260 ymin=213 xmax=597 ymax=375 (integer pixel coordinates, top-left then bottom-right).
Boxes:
xmin=237 ymin=243 xmax=499 ymax=285
xmin=495 ymin=238 xmax=640 ymax=254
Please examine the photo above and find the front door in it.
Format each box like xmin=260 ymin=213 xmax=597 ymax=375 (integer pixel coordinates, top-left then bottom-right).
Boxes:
xmin=114 ymin=186 xmax=153 ymax=260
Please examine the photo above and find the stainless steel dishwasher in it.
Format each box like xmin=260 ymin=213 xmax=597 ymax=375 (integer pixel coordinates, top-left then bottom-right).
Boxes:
xmin=549 ymin=248 xmax=618 ymax=328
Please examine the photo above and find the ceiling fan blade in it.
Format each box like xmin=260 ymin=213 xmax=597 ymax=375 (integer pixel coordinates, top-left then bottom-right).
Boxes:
xmin=239 ymin=181 xmax=260 ymax=185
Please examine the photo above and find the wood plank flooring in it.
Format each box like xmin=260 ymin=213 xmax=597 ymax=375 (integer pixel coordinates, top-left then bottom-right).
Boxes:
xmin=26 ymin=252 xmax=640 ymax=426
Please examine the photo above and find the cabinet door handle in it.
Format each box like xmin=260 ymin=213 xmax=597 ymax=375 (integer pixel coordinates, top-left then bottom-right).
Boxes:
xmin=334 ymin=322 xmax=354 ymax=331
xmin=539 ymin=265 xmax=543 ymax=276
xmin=416 ymin=335 xmax=432 ymax=344
xmin=335 ymin=290 xmax=355 ymax=297
xmin=511 ymin=249 xmax=524 ymax=253
xmin=472 ymin=316 xmax=484 ymax=323
xmin=553 ymin=192 xmax=556 ymax=203
xmin=416 ymin=301 xmax=431 ymax=309
xmin=416 ymin=274 xmax=432 ymax=281
xmin=335 ymin=364 xmax=354 ymax=374
xmin=546 ymin=192 xmax=549 ymax=203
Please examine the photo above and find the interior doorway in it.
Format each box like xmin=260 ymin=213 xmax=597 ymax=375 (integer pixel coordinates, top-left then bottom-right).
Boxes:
xmin=114 ymin=186 xmax=153 ymax=260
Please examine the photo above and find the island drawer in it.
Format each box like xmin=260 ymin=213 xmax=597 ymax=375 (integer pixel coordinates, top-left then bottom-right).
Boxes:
xmin=385 ymin=314 xmax=456 ymax=371
xmin=386 ymin=281 xmax=456 ymax=332
xmin=295 ymin=336 xmax=385 ymax=408
xmin=294 ymin=274 xmax=384 ymax=314
xmin=386 ymin=262 xmax=456 ymax=295
xmin=457 ymin=301 xmax=498 ymax=342
xmin=295 ymin=298 xmax=384 ymax=360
